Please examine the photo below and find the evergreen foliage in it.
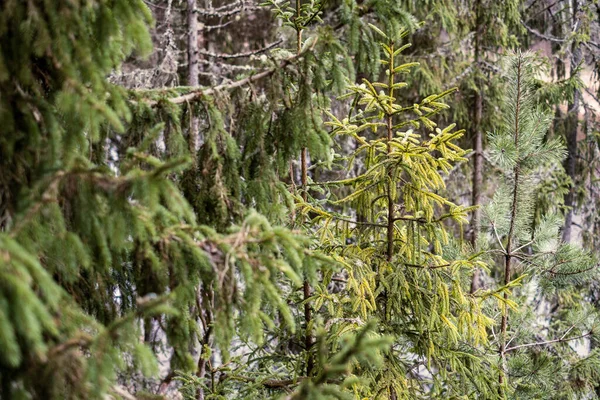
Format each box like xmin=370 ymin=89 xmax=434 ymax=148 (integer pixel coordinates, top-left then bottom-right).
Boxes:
xmin=1 ymin=0 xmax=600 ymax=399
xmin=299 ymin=26 xmax=501 ymax=398
xmin=0 ymin=1 xmax=335 ymax=398
xmin=483 ymin=51 xmax=599 ymax=399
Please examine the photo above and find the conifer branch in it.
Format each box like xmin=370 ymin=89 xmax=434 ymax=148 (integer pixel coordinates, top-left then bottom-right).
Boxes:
xmin=197 ymin=40 xmax=282 ymax=59
xmin=505 ymin=331 xmax=593 ymax=353
xmin=109 ymin=385 xmax=137 ymax=400
xmin=404 ymin=262 xmax=451 ymax=270
xmin=324 ymin=317 xmax=363 ymax=329
xmin=141 ymin=46 xmax=314 ymax=106
xmin=9 ymin=172 xmax=64 ymax=237
xmin=194 ymin=2 xmax=260 ymax=18
xmin=198 ymin=19 xmax=234 ymax=32
xmin=329 ymin=216 xmax=386 ymax=228
xmin=584 ymin=87 xmax=600 ymax=106
xmin=510 ymin=253 xmax=597 ymax=278
xmin=47 ymin=295 xmax=169 ymax=360
xmin=544 ymin=264 xmax=597 ymax=276
xmin=491 ymin=222 xmax=507 ymax=254
xmin=520 ymin=19 xmax=566 ymax=43
xmin=47 ymin=334 xmax=94 ymax=358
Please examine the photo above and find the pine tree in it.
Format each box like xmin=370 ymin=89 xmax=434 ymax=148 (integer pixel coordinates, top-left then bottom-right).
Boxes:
xmin=483 ymin=51 xmax=599 ymax=399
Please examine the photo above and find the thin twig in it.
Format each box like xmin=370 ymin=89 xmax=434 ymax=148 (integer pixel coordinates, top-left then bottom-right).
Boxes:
xmin=142 ymin=43 xmax=316 ymax=106
xmin=197 ymin=40 xmax=282 ymax=59
xmin=521 ymin=19 xmax=565 ymax=43
xmin=505 ymin=331 xmax=593 ymax=353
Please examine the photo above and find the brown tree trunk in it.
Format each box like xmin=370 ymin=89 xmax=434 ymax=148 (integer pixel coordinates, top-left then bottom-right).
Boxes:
xmin=196 ymin=287 xmax=213 ymax=400
xmin=386 ymin=42 xmax=398 ymax=400
xmin=470 ymin=0 xmax=484 ymax=293
xmin=292 ymin=0 xmax=314 ymax=378
xmin=499 ymin=54 xmax=524 ymax=394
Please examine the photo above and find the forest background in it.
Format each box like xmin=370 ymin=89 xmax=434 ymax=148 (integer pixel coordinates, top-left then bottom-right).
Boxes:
xmin=2 ymin=0 xmax=600 ymax=399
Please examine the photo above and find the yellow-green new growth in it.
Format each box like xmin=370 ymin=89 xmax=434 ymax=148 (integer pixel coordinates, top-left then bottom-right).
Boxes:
xmin=298 ymin=26 xmax=499 ymax=398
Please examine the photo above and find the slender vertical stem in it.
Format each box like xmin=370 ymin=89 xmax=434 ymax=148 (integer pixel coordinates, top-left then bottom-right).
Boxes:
xmin=470 ymin=0 xmax=484 ymax=294
xmin=385 ymin=41 xmax=398 ymax=400
xmin=562 ymin=0 xmax=581 ymax=243
xmin=303 ymin=277 xmax=312 ymax=375
xmin=386 ymin=42 xmax=395 ymax=263
xmin=188 ymin=3 xmax=206 ymax=399
xmin=195 ymin=288 xmax=213 ymax=400
xmin=499 ymin=54 xmax=523 ymax=393
xmin=293 ymin=0 xmax=313 ymax=377
xmin=296 ymin=0 xmax=303 ymax=56
xmin=295 ymin=0 xmax=304 ymax=196
xmin=187 ymin=0 xmax=200 ymax=154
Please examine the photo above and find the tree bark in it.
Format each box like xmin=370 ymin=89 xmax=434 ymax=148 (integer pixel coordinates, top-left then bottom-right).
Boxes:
xmin=188 ymin=0 xmax=200 ymax=154
xmin=562 ymin=0 xmax=582 ymax=243
xmin=470 ymin=0 xmax=484 ymax=293
xmin=188 ymin=5 xmax=205 ymax=399
xmin=293 ymin=0 xmax=314 ymax=378
xmin=499 ymin=54 xmax=523 ymax=394
xmin=386 ymin=42 xmax=398 ymax=400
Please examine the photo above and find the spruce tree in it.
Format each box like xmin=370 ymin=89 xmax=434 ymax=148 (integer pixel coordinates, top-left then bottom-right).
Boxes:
xmin=0 ymin=1 xmax=339 ymax=398
xmin=4 ymin=1 xmax=600 ymax=399
xmin=297 ymin=26 xmax=503 ymax=398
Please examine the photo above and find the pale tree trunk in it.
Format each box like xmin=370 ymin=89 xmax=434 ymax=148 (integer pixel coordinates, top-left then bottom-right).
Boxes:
xmin=188 ymin=0 xmax=200 ymax=155
xmin=562 ymin=0 xmax=582 ymax=243
xmin=188 ymin=5 xmax=205 ymax=399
